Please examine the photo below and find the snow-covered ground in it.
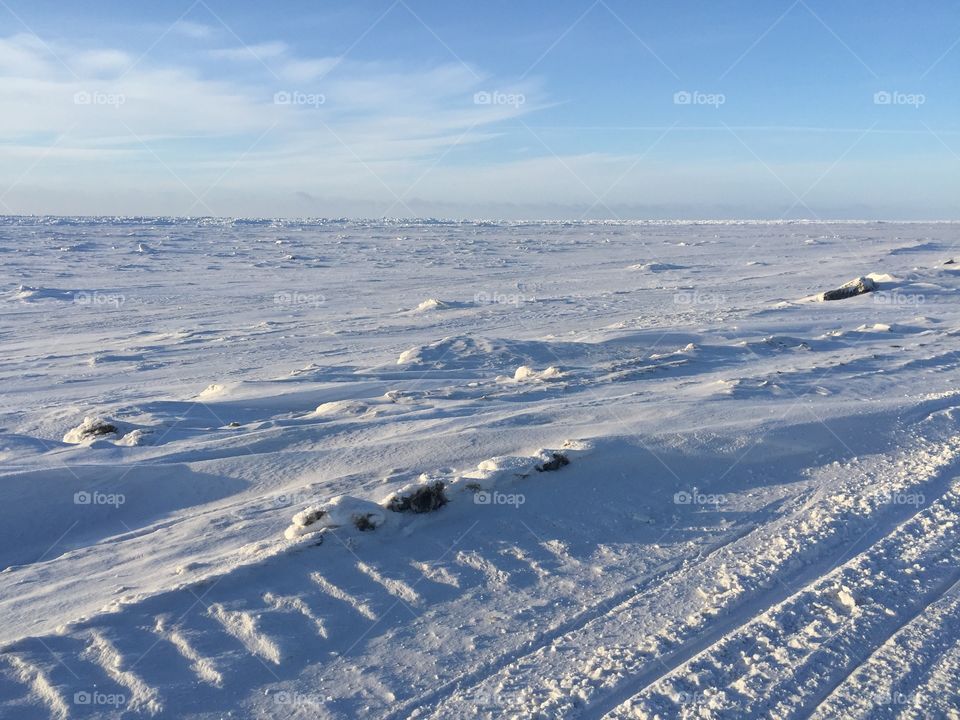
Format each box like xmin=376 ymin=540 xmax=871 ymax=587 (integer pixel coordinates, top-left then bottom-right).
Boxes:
xmin=2 ymin=217 xmax=960 ymax=719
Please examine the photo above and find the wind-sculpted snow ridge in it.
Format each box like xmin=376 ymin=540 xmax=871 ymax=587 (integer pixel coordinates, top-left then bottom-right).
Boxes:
xmin=5 ymin=413 xmax=959 ymax=719
xmin=283 ymin=444 xmax=583 ymax=541
xmin=3 ymin=220 xmax=960 ymax=718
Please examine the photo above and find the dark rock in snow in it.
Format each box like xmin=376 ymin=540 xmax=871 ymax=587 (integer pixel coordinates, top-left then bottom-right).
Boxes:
xmin=87 ymin=422 xmax=117 ymax=436
xmin=76 ymin=420 xmax=118 ymax=438
xmin=537 ymin=453 xmax=570 ymax=472
xmin=353 ymin=514 xmax=379 ymax=531
xmin=820 ymin=277 xmax=876 ymax=301
xmin=387 ymin=481 xmax=448 ymax=513
xmin=63 ymin=417 xmax=123 ymax=444
xmin=294 ymin=507 xmax=327 ymax=527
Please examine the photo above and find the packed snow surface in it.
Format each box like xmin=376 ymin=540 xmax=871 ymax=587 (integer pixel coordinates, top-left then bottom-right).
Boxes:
xmin=2 ymin=217 xmax=960 ymax=718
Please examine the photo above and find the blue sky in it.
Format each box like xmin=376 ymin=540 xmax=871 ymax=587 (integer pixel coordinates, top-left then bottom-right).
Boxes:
xmin=1 ymin=0 xmax=958 ymax=218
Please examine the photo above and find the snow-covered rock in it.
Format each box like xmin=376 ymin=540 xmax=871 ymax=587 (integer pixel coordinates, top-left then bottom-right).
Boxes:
xmin=283 ymin=495 xmax=386 ymax=539
xmin=63 ymin=417 xmax=119 ymax=443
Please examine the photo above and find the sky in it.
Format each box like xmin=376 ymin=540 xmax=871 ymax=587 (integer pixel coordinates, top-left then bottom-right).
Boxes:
xmin=0 ymin=0 xmax=958 ymax=219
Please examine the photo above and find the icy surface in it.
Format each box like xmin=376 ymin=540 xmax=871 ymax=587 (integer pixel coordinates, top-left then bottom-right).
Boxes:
xmin=2 ymin=218 xmax=960 ymax=718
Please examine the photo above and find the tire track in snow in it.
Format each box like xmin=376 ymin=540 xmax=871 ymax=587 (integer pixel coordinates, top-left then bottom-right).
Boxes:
xmin=902 ymin=634 xmax=960 ymax=718
xmin=603 ymin=477 xmax=960 ymax=719
xmin=416 ymin=432 xmax=960 ymax=719
xmin=810 ymin=576 xmax=960 ymax=719
xmin=382 ymin=519 xmax=760 ymax=720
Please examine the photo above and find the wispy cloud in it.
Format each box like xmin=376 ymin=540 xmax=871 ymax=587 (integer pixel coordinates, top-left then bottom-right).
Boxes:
xmin=171 ymin=20 xmax=214 ymax=39
xmin=210 ymin=41 xmax=289 ymax=62
xmin=0 ymin=30 xmax=542 ymax=214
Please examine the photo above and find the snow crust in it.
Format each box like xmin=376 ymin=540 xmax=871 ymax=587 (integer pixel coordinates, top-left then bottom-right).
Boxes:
xmin=2 ymin=218 xmax=960 ymax=719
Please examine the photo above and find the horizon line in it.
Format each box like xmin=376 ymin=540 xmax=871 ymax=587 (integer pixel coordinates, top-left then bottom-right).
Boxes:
xmin=3 ymin=215 xmax=960 ymax=225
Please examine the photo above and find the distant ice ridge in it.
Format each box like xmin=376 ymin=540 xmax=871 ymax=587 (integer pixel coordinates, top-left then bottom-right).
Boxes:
xmin=5 ymin=215 xmax=960 ymax=228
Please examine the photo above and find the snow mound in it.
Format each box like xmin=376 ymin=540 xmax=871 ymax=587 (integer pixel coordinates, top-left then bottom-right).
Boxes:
xmin=197 ymin=383 xmax=229 ymax=399
xmin=627 ymin=262 xmax=685 ymax=272
xmin=63 ymin=417 xmax=119 ymax=443
xmin=397 ymin=336 xmax=509 ymax=368
xmin=455 ymin=448 xmax=575 ymax=491
xmin=12 ymin=285 xmax=77 ymax=302
xmin=115 ymin=429 xmax=150 ymax=446
xmin=459 ymin=455 xmax=541 ymax=490
xmin=283 ymin=495 xmax=386 ymax=539
xmin=887 ymin=241 xmax=940 ymax=255
xmin=397 ymin=336 xmax=593 ymax=371
xmin=412 ymin=298 xmax=450 ymax=312
xmin=856 ymin=323 xmax=892 ymax=333
xmin=502 ymin=365 xmax=563 ymax=383
xmin=314 ymin=400 xmax=369 ymax=416
xmin=649 ymin=343 xmax=698 ymax=360
xmin=87 ymin=353 xmax=145 ymax=366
